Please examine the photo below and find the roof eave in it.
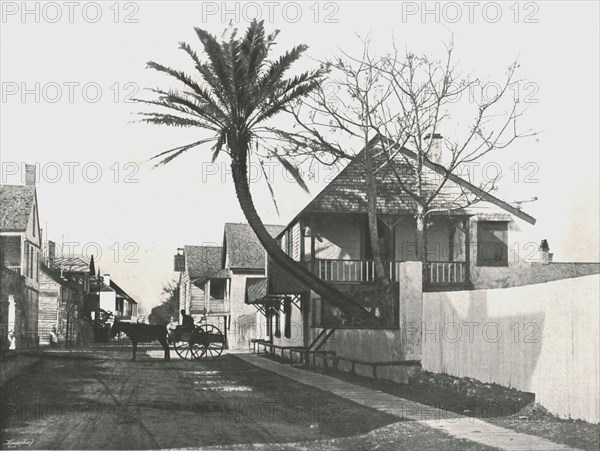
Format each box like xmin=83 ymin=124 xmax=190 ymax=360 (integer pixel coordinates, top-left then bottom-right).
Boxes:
xmin=276 ymin=137 xmax=536 ymax=232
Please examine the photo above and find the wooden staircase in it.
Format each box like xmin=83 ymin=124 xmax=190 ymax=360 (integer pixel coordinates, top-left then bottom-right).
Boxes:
xmin=287 ymin=327 xmax=337 ymax=369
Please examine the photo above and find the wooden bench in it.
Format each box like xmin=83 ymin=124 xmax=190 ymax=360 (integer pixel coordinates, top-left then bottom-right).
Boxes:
xmin=312 ymin=354 xmax=421 ymax=379
xmin=253 ymin=344 xmax=335 ymax=367
xmin=249 ymin=338 xmax=266 ymax=353
xmin=254 ymin=341 xmax=303 ymax=360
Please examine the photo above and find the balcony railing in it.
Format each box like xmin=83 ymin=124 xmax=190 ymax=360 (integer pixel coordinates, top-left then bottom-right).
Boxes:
xmin=426 ymin=261 xmax=467 ymax=284
xmin=207 ymin=299 xmax=230 ymax=314
xmin=314 ymin=259 xmax=401 ymax=282
xmin=312 ymin=259 xmax=467 ymax=285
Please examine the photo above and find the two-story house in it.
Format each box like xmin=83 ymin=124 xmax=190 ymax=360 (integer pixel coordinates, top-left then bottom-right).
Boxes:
xmin=38 ymin=263 xmax=80 ymax=345
xmin=0 ymin=164 xmax=42 ymax=351
xmin=176 ymin=223 xmax=283 ymax=350
xmin=177 ymin=244 xmax=225 ymax=323
xmin=47 ymin=254 xmax=138 ymax=344
xmin=221 ymin=223 xmax=283 ymax=349
xmin=251 ymin=137 xmax=540 ymax=349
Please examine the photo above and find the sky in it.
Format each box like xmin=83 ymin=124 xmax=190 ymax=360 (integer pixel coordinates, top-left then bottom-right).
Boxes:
xmin=1 ymin=1 xmax=599 ymax=313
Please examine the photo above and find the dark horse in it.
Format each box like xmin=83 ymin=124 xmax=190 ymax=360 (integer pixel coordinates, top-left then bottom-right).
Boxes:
xmin=111 ymin=320 xmax=170 ymax=361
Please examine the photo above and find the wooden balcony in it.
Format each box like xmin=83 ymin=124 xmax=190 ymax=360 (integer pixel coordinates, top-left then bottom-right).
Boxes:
xmin=311 ymin=258 xmax=467 ymax=286
xmin=313 ymin=259 xmax=401 ymax=282
xmin=190 ymin=299 xmax=231 ymax=316
xmin=207 ymin=299 xmax=230 ymax=314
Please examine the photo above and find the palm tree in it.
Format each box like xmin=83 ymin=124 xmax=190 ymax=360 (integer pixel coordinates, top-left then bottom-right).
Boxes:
xmin=138 ymin=20 xmax=373 ymax=323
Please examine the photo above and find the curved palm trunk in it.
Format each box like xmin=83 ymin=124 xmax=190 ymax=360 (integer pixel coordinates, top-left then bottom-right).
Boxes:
xmin=230 ymin=151 xmax=376 ymax=324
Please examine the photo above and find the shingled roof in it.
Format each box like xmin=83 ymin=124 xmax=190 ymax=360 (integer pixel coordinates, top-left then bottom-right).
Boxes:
xmin=223 ymin=223 xmax=284 ymax=270
xmin=0 ymin=185 xmax=36 ymax=231
xmin=245 ymin=277 xmax=267 ymax=304
xmin=184 ymin=245 xmax=223 ymax=282
xmin=279 ymin=139 xmax=535 ymax=236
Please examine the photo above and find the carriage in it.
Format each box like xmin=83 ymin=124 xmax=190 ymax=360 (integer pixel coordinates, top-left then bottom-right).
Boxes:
xmin=168 ymin=323 xmax=226 ymax=360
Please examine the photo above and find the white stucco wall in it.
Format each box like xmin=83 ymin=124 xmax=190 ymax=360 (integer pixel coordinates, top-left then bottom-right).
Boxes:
xmin=99 ymin=291 xmax=115 ymax=314
xmin=228 ymin=273 xmax=261 ymax=350
xmin=422 ymin=274 xmax=600 ymax=423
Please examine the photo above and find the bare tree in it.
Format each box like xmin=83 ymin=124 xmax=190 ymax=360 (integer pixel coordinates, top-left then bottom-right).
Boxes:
xmin=275 ymin=38 xmax=396 ymax=318
xmin=277 ymin=37 xmax=536 ymax=283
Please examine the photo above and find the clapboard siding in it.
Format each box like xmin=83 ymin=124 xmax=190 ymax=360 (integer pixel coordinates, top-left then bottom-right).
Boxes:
xmin=38 ymin=273 xmax=60 ymax=344
xmin=190 ymin=285 xmax=205 ymax=313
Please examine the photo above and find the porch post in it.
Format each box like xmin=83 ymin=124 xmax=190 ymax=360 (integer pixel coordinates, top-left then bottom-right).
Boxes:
xmin=464 ymin=217 xmax=471 ymax=284
xmin=302 ymin=293 xmax=310 ymax=349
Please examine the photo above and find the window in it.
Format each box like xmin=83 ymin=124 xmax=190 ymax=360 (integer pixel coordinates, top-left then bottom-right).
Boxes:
xmin=29 ymin=246 xmax=34 ymax=278
xmin=477 ymin=221 xmax=508 ymax=266
xmin=1 ymin=236 xmax=21 ymax=272
xmin=209 ymin=279 xmax=227 ymax=300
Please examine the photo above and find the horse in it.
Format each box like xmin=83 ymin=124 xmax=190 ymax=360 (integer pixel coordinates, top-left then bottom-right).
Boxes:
xmin=110 ymin=320 xmax=170 ymax=361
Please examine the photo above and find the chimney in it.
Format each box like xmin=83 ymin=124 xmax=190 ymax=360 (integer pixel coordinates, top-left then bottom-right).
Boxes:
xmin=103 ymin=274 xmax=111 ymax=286
xmin=424 ymin=134 xmax=443 ymax=164
xmin=539 ymin=239 xmax=551 ymax=265
xmin=25 ymin=164 xmax=37 ymax=186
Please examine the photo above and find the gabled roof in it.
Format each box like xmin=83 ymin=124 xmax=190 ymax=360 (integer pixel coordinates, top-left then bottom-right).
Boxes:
xmin=0 ymin=185 xmax=36 ymax=231
xmin=110 ymin=280 xmax=137 ymax=304
xmin=223 ymin=223 xmax=284 ymax=270
xmin=398 ymin=145 xmax=536 ymax=224
xmin=279 ymin=139 xmax=535 ymax=236
xmin=49 ymin=256 xmax=91 ymax=273
xmin=184 ymin=245 xmax=223 ymax=282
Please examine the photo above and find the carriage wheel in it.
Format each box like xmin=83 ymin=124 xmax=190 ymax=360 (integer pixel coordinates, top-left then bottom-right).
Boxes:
xmin=171 ymin=331 xmax=197 ymax=360
xmin=173 ymin=340 xmax=195 ymax=360
xmin=192 ymin=324 xmax=225 ymax=360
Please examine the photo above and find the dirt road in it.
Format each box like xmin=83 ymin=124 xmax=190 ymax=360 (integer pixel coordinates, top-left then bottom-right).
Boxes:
xmin=1 ymin=345 xmax=492 ymax=450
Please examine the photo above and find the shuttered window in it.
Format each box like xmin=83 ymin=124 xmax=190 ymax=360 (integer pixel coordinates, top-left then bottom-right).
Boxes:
xmin=477 ymin=221 xmax=508 ymax=267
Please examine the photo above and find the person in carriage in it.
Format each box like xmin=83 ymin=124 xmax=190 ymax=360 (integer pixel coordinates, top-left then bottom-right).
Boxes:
xmin=180 ymin=309 xmax=194 ymax=331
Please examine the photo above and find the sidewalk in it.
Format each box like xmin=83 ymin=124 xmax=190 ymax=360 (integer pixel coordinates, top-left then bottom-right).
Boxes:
xmin=236 ymin=353 xmax=579 ymax=451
